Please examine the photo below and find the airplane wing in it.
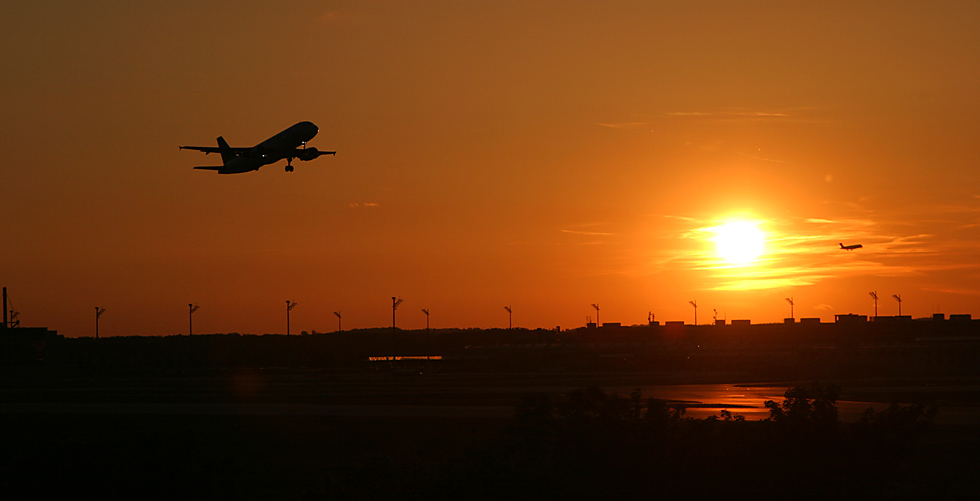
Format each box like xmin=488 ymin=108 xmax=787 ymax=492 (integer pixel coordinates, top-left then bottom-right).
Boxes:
xmin=179 ymin=146 xmax=250 ymax=155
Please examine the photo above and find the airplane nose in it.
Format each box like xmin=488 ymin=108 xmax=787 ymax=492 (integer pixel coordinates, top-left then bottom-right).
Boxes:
xmin=304 ymin=122 xmax=319 ymax=139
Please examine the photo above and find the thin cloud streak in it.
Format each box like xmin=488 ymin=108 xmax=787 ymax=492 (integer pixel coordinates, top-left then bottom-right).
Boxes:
xmin=561 ymin=229 xmax=616 ymax=236
xmin=595 ymin=122 xmax=651 ymax=129
xmin=648 ymin=204 xmax=980 ymax=292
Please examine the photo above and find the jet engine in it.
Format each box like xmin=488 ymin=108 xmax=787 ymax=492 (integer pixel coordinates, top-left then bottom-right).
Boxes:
xmin=297 ymin=147 xmax=322 ymax=161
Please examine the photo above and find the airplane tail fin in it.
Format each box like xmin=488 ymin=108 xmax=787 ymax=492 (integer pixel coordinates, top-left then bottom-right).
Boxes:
xmin=217 ymin=136 xmax=235 ymax=164
xmin=839 ymin=243 xmax=844 ymax=248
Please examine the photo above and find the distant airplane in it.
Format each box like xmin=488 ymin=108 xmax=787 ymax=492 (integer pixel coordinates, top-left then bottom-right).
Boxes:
xmin=180 ymin=121 xmax=335 ymax=174
xmin=839 ymin=243 xmax=863 ymax=250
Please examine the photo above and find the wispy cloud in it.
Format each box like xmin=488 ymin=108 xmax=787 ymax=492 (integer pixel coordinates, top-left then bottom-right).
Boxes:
xmin=559 ymin=224 xmax=617 ymax=247
xmin=595 ymin=122 xmax=651 ymax=130
xmin=596 ymin=110 xmax=790 ymax=131
xmin=920 ymin=283 xmax=980 ymax=295
xmin=663 ymin=108 xmax=793 ymax=119
xmin=736 ymin=150 xmax=785 ymax=163
xmin=598 ymin=107 xmax=828 ymax=133
xmin=647 ymin=202 xmax=980 ymax=291
xmin=561 ymin=229 xmax=615 ymax=236
xmin=349 ymin=202 xmax=379 ymax=208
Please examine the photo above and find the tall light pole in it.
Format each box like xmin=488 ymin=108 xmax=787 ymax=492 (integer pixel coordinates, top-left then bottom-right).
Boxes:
xmin=892 ymin=294 xmax=902 ymax=316
xmin=189 ymin=303 xmax=199 ymax=336
xmin=785 ymin=297 xmax=794 ymax=321
xmin=334 ymin=311 xmax=341 ymax=332
xmin=286 ymin=300 xmax=298 ymax=336
xmin=591 ymin=303 xmax=600 ymax=327
xmin=421 ymin=308 xmax=431 ymax=360
xmin=869 ymin=291 xmax=879 ymax=318
xmin=689 ymin=300 xmax=697 ymax=325
xmin=391 ymin=297 xmax=403 ymax=362
xmin=504 ymin=306 xmax=512 ymax=329
xmin=95 ymin=307 xmax=106 ymax=339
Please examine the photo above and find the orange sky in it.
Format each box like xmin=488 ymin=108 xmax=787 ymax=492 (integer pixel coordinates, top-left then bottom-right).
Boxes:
xmin=3 ymin=1 xmax=980 ymax=337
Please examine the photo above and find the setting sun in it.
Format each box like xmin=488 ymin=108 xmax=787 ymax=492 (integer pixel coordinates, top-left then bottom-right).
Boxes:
xmin=714 ymin=221 xmax=765 ymax=265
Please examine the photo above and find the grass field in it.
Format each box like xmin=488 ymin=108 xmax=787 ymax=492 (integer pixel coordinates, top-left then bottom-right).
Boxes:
xmin=2 ymin=372 xmax=978 ymax=499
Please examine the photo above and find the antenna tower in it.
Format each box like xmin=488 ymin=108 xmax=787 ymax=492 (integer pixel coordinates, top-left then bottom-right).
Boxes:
xmin=95 ymin=307 xmax=106 ymax=339
xmin=391 ymin=297 xmax=404 ymax=363
xmin=286 ymin=300 xmax=298 ymax=336
xmin=189 ymin=303 xmax=199 ymax=336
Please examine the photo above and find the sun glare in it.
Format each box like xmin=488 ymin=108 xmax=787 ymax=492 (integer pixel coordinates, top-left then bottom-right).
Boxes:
xmin=714 ymin=221 xmax=765 ymax=265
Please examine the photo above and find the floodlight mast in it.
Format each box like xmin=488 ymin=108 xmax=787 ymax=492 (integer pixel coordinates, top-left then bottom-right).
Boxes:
xmin=286 ymin=300 xmax=298 ymax=336
xmin=892 ymin=294 xmax=902 ymax=316
xmin=95 ymin=307 xmax=106 ymax=339
xmin=3 ymin=289 xmax=19 ymax=329
xmin=422 ymin=308 xmax=431 ymax=360
xmin=504 ymin=306 xmax=512 ymax=329
xmin=689 ymin=301 xmax=697 ymax=325
xmin=785 ymin=297 xmax=794 ymax=320
xmin=392 ymin=297 xmax=404 ymax=328
xmin=189 ymin=303 xmax=200 ymax=336
xmin=334 ymin=311 xmax=341 ymax=332
xmin=591 ymin=303 xmax=599 ymax=327
xmin=869 ymin=291 xmax=879 ymax=318
xmin=391 ymin=297 xmax=403 ymax=363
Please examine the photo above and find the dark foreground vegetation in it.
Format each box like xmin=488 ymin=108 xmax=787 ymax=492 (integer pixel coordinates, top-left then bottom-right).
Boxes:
xmin=3 ymin=322 xmax=978 ymax=498
xmin=5 ymin=317 xmax=980 ymax=382
xmin=347 ymin=384 xmax=946 ymax=500
xmin=3 ymin=383 xmax=972 ymax=500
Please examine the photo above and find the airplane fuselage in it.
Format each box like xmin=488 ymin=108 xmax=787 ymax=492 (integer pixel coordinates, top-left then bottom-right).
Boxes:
xmin=182 ymin=121 xmax=334 ymax=174
xmin=221 ymin=121 xmax=318 ymax=174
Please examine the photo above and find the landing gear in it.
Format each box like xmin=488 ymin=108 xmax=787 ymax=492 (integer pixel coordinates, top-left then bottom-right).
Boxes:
xmin=285 ymin=158 xmax=295 ymax=172
xmin=285 ymin=165 xmax=294 ymax=172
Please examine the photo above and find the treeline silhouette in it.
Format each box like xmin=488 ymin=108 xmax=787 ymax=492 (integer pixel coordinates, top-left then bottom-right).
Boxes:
xmin=6 ymin=320 xmax=979 ymax=380
xmin=293 ymin=383 xmax=945 ymax=499
xmin=44 ymin=327 xmax=559 ymax=375
xmin=2 ymin=383 xmax=957 ymax=499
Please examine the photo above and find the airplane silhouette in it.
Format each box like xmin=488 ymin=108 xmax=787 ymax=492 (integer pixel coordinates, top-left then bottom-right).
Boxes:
xmin=181 ymin=121 xmax=335 ymax=174
xmin=839 ymin=243 xmax=863 ymax=250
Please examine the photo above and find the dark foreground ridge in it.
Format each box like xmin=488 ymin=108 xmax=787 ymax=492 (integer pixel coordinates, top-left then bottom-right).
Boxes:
xmin=3 ymin=315 xmax=979 ymax=380
xmin=2 ymin=317 xmax=979 ymax=498
xmin=1 ymin=383 xmax=974 ymax=499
